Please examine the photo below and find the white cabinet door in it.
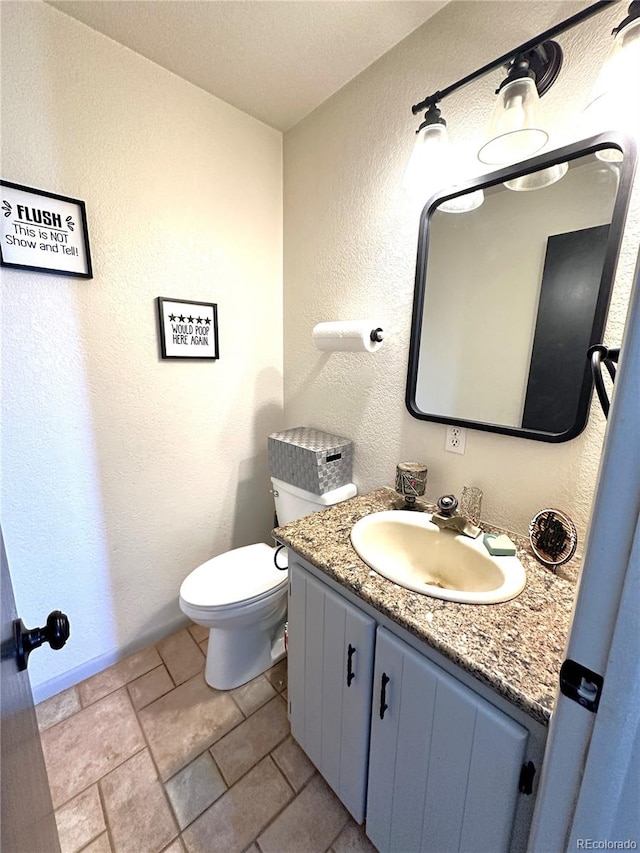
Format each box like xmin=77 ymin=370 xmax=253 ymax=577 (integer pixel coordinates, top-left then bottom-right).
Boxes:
xmin=288 ymin=561 xmax=375 ymax=822
xmin=367 ymin=627 xmax=528 ymax=853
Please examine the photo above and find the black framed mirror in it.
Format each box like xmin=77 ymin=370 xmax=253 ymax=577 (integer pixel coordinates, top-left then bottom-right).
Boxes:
xmin=406 ymin=133 xmax=637 ymax=442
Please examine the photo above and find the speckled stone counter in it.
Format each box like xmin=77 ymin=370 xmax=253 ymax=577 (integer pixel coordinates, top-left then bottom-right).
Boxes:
xmin=274 ymin=488 xmax=580 ymax=726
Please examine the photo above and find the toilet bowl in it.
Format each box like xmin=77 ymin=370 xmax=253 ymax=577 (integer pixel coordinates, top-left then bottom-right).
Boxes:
xmin=180 ymin=542 xmax=289 ymax=690
xmin=179 ymin=476 xmax=356 ymax=690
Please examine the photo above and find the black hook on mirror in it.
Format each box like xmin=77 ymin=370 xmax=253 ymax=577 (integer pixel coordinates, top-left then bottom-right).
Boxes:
xmin=588 ymin=344 xmax=620 ymax=418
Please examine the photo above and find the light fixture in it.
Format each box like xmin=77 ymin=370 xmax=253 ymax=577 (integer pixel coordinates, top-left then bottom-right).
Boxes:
xmin=478 ymin=42 xmax=562 ymax=167
xmin=408 ymin=2 xmax=616 ymax=193
xmin=583 ymin=1 xmax=640 ymax=161
xmin=403 ymin=101 xmax=484 ymax=212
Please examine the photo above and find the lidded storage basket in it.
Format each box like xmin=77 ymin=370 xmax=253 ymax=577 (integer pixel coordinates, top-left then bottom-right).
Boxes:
xmin=268 ymin=427 xmax=353 ymax=495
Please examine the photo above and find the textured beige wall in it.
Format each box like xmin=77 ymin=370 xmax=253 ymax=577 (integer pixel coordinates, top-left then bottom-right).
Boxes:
xmin=1 ymin=1 xmax=283 ymax=696
xmin=283 ymin=1 xmax=640 ymax=543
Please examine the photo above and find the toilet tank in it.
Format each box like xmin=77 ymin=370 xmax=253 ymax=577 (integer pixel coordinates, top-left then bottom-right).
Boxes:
xmin=271 ymin=476 xmax=357 ymax=526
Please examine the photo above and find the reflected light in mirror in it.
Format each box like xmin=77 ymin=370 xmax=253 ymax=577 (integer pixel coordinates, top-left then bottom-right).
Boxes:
xmin=404 ymin=122 xmax=484 ymax=212
xmin=504 ymin=161 xmax=568 ymax=191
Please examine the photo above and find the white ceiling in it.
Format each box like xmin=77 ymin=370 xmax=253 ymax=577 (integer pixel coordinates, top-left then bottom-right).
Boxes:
xmin=45 ymin=1 xmax=449 ymax=131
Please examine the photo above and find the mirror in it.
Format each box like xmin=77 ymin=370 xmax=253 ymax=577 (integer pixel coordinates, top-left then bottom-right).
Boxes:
xmin=406 ymin=134 xmax=636 ymax=442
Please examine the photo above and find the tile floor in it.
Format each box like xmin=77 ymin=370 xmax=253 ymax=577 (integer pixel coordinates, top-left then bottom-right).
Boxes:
xmin=36 ymin=625 xmax=377 ymax=853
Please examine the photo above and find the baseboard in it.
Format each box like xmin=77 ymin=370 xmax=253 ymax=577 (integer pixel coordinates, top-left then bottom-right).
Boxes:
xmin=31 ymin=613 xmax=189 ymax=705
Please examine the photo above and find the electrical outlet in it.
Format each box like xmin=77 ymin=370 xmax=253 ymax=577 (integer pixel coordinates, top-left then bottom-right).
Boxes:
xmin=445 ymin=426 xmax=466 ymax=455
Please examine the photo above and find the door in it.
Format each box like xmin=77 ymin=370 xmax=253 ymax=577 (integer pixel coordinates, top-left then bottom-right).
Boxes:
xmin=288 ymin=561 xmax=375 ymax=822
xmin=367 ymin=627 xmax=528 ymax=853
xmin=1 ymin=528 xmax=61 ymax=852
xmin=529 ymin=249 xmax=640 ymax=849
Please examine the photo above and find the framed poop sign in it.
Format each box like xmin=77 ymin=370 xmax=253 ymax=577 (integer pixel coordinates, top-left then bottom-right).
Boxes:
xmin=157 ymin=297 xmax=219 ymax=360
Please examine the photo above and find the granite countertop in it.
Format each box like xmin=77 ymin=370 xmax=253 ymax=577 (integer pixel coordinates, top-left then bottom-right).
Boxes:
xmin=274 ymin=487 xmax=580 ymax=726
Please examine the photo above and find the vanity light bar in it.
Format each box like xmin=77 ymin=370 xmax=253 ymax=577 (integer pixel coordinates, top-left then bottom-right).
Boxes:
xmin=411 ymin=0 xmax=615 ymax=117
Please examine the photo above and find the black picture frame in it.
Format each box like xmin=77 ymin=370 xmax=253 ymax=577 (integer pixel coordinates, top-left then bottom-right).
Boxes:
xmin=156 ymin=297 xmax=219 ymax=360
xmin=1 ymin=180 xmax=92 ymax=278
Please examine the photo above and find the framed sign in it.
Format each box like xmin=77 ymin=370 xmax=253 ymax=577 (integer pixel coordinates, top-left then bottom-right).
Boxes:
xmin=1 ymin=180 xmax=92 ymax=278
xmin=157 ymin=297 xmax=219 ymax=360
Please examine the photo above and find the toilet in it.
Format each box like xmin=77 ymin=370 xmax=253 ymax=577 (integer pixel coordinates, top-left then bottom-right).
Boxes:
xmin=179 ymin=475 xmax=356 ymax=689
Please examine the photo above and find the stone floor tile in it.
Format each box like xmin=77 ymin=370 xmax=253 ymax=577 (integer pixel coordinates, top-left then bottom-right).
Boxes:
xmin=265 ymin=658 xmax=287 ymax=692
xmin=271 ymin=735 xmax=315 ymax=792
xmin=54 ymin=785 xmax=105 ymax=853
xmin=181 ymin=756 xmax=292 ymax=853
xmin=210 ymin=696 xmax=290 ymax=785
xmin=331 ymin=819 xmax=378 ymax=853
xmin=257 ymin=773 xmax=349 ymax=853
xmin=82 ymin=833 xmax=112 ymax=853
xmin=42 ymin=688 xmax=145 ymax=808
xmin=138 ymin=673 xmax=243 ymax=781
xmin=162 ymin=840 xmax=185 ymax=853
xmin=78 ymin=647 xmax=162 ymax=707
xmin=36 ymin=686 xmax=81 ymax=732
xmin=187 ymin=623 xmax=208 ymax=644
xmin=157 ymin=629 xmax=205 ymax=685
xmin=164 ymin=751 xmax=226 ymax=830
xmin=231 ymin=674 xmax=277 ymax=717
xmin=198 ymin=639 xmax=207 ymax=655
xmin=100 ymin=749 xmax=177 ymax=853
xmin=128 ymin=664 xmax=174 ymax=710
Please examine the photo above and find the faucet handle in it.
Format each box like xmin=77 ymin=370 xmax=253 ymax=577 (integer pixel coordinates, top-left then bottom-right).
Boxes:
xmin=436 ymin=494 xmax=458 ymax=517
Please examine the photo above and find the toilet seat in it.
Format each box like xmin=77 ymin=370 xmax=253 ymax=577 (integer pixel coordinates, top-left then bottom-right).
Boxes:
xmin=179 ymin=543 xmax=288 ymax=613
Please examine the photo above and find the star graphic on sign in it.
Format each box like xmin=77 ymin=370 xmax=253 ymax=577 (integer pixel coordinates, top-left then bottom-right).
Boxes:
xmin=196 ymin=317 xmax=203 ymax=324
xmin=204 ymin=317 xmax=211 ymax=324
xmin=188 ymin=315 xmax=195 ymax=323
xmin=178 ymin=314 xmax=186 ymax=322
xmin=169 ymin=313 xmax=176 ymax=321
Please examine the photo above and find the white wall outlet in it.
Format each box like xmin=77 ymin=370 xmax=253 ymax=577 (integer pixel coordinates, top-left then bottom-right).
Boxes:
xmin=445 ymin=426 xmax=466 ymax=455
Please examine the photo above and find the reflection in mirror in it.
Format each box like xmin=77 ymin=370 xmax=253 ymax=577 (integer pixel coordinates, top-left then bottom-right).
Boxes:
xmin=407 ymin=137 xmax=636 ymax=442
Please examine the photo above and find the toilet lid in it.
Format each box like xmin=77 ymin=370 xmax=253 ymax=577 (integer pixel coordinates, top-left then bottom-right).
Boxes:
xmin=180 ymin=543 xmax=288 ymax=610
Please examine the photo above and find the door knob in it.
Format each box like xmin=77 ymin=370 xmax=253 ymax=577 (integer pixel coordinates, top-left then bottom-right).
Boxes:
xmin=14 ymin=610 xmax=70 ymax=671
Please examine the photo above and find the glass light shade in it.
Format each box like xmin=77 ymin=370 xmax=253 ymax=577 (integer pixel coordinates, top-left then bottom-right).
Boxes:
xmin=503 ymin=161 xmax=568 ymax=191
xmin=403 ymin=123 xmax=484 ymax=213
xmin=403 ymin=123 xmax=450 ymax=192
xmin=478 ymin=77 xmax=549 ymax=165
xmin=583 ymin=17 xmax=640 ymax=160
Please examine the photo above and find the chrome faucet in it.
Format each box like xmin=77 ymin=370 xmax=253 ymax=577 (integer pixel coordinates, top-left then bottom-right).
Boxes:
xmin=432 ymin=493 xmax=481 ymax=539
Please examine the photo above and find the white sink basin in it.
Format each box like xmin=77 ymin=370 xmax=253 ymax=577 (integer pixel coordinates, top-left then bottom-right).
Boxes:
xmin=350 ymin=511 xmax=526 ymax=604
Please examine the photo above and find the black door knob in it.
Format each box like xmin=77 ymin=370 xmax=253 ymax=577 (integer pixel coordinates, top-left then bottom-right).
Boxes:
xmin=14 ymin=611 xmax=70 ymax=671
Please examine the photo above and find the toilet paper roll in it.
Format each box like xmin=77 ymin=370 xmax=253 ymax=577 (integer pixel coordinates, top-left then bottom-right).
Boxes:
xmin=312 ymin=321 xmax=384 ymax=353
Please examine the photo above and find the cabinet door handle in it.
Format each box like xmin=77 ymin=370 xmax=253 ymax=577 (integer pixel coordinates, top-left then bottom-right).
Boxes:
xmin=379 ymin=672 xmax=390 ymax=719
xmin=347 ymin=644 xmax=356 ymax=686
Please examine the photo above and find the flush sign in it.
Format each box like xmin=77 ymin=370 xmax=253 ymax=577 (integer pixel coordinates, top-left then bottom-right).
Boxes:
xmin=1 ymin=180 xmax=92 ymax=278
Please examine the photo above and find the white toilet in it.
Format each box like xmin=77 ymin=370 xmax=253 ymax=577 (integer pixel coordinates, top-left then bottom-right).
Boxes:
xmin=179 ymin=475 xmax=356 ymax=689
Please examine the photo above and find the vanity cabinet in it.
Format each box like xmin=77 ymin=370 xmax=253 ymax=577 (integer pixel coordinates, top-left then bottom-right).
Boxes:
xmin=288 ymin=563 xmax=375 ymax=823
xmin=367 ymin=627 xmax=527 ymax=853
xmin=288 ymin=558 xmax=536 ymax=852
